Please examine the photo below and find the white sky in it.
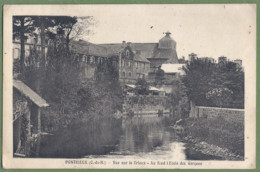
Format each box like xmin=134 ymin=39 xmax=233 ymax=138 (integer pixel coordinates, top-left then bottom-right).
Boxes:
xmin=81 ymin=4 xmax=256 ymax=60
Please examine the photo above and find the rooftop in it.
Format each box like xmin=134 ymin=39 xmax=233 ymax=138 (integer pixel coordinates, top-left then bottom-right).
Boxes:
xmin=13 ymin=80 xmax=49 ymax=107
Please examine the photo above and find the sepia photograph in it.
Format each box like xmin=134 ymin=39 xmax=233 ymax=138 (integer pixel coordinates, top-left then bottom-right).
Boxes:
xmin=3 ymin=4 xmax=256 ymax=169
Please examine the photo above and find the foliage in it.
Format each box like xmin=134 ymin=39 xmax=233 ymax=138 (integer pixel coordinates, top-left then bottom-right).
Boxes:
xmin=182 ymin=59 xmax=244 ymax=108
xmin=135 ymin=78 xmax=149 ymax=95
xmin=169 ymin=79 xmax=189 ymax=119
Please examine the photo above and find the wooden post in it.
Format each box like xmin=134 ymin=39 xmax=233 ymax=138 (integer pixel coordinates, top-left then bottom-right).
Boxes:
xmin=35 ymin=108 xmax=41 ymax=156
xmin=25 ymin=109 xmax=31 ymax=157
xmin=37 ymin=108 xmax=41 ymax=133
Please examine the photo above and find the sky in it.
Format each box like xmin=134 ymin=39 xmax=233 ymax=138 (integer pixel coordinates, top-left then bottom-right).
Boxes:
xmin=78 ymin=4 xmax=256 ymax=61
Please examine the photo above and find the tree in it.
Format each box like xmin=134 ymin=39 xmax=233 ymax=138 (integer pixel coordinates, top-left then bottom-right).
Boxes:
xmin=136 ymin=78 xmax=149 ymax=95
xmin=13 ymin=16 xmax=35 ymax=73
xmin=54 ymin=16 xmax=77 ymax=50
xmin=169 ymin=79 xmax=189 ymax=119
xmin=70 ymin=16 xmax=96 ymax=40
xmin=182 ymin=58 xmax=244 ymax=108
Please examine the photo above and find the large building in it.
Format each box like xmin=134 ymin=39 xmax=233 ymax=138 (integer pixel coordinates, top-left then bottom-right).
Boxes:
xmin=13 ymin=32 xmax=180 ymax=84
xmin=100 ymin=31 xmax=179 ymax=83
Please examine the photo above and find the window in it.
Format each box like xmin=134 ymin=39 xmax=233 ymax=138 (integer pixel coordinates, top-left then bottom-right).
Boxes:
xmin=122 ymin=60 xmax=125 ymax=67
xmin=128 ymin=61 xmax=131 ymax=67
xmin=13 ymin=48 xmax=20 ymax=59
xmin=126 ymin=50 xmax=129 ymax=56
xmin=129 ymin=72 xmax=131 ymax=77
xmin=90 ymin=56 xmax=94 ymax=63
xmin=122 ymin=72 xmax=125 ymax=77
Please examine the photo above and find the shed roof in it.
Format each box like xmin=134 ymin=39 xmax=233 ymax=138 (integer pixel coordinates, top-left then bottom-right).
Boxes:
xmin=13 ymin=80 xmax=49 ymax=107
xmin=161 ymin=64 xmax=185 ymax=75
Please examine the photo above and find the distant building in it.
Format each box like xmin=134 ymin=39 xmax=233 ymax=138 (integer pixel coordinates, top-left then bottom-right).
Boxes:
xmin=99 ymin=31 xmax=179 ymax=74
xmin=218 ymin=56 xmax=227 ymax=63
xmin=69 ymin=39 xmax=111 ymax=82
xmin=234 ymin=59 xmax=242 ymax=66
xmin=108 ymin=42 xmax=151 ymax=83
xmin=199 ymin=57 xmax=215 ymax=63
xmin=13 ymin=34 xmax=48 ymax=66
xmin=188 ymin=53 xmax=198 ymax=61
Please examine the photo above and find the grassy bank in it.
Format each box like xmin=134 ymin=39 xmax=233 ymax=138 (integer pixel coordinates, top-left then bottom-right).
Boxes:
xmin=184 ymin=116 xmax=244 ymax=157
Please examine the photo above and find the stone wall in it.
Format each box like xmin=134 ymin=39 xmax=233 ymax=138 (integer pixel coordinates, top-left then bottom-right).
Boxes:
xmin=189 ymin=104 xmax=244 ymax=123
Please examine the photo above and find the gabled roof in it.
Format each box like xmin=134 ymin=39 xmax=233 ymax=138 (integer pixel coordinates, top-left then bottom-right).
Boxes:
xmin=13 ymin=80 xmax=49 ymax=107
xmin=99 ymin=43 xmax=157 ymax=58
xmin=134 ymin=54 xmax=150 ymax=63
xmin=70 ymin=40 xmax=108 ymax=57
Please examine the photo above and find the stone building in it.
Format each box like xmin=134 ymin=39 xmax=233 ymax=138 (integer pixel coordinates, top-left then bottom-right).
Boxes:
xmin=69 ymin=39 xmax=110 ymax=82
xmin=101 ymin=42 xmax=151 ymax=84
xmin=13 ymin=35 xmax=48 ymax=67
xmin=147 ymin=31 xmax=179 ymax=73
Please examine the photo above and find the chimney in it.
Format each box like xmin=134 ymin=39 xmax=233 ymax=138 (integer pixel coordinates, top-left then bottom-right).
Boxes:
xmin=136 ymin=50 xmax=141 ymax=55
xmin=122 ymin=41 xmax=126 ymax=48
xmin=165 ymin=31 xmax=171 ymax=37
xmin=127 ymin=42 xmax=131 ymax=47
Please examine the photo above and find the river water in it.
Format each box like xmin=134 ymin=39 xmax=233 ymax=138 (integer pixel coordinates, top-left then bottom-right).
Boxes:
xmin=40 ymin=115 xmax=222 ymax=160
xmin=85 ymin=116 xmax=187 ymax=160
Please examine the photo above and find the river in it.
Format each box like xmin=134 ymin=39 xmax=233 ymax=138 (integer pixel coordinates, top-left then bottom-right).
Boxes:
xmin=39 ymin=115 xmax=222 ymax=160
xmin=84 ymin=116 xmax=222 ymax=160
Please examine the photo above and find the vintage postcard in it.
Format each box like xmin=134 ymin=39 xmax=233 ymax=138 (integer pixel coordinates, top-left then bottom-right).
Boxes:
xmin=3 ymin=4 xmax=256 ymax=169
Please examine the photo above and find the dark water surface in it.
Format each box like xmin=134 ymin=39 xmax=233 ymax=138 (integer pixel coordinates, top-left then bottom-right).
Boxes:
xmin=40 ymin=115 xmax=221 ymax=160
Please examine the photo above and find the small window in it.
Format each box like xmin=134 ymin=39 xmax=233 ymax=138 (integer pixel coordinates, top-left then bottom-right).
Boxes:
xmin=90 ymin=56 xmax=94 ymax=63
xmin=128 ymin=61 xmax=131 ymax=67
xmin=129 ymin=72 xmax=131 ymax=77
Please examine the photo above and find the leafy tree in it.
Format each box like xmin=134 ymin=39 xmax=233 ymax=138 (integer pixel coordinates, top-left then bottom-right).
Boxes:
xmin=136 ymin=78 xmax=149 ymax=95
xmin=169 ymin=79 xmax=189 ymax=119
xmin=54 ymin=16 xmax=77 ymax=50
xmin=182 ymin=58 xmax=244 ymax=108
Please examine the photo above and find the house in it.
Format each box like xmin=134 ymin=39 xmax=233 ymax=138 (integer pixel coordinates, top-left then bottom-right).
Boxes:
xmin=102 ymin=42 xmax=151 ymax=84
xmin=99 ymin=31 xmax=179 ymax=83
xmin=13 ymin=80 xmax=49 ymax=157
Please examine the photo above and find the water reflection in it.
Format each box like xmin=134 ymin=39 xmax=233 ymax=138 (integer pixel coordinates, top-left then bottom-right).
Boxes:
xmin=100 ymin=116 xmax=186 ymax=160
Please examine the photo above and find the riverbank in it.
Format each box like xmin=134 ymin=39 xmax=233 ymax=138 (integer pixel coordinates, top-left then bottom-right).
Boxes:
xmin=181 ymin=117 xmax=244 ymax=160
xmin=183 ymin=135 xmax=243 ymax=160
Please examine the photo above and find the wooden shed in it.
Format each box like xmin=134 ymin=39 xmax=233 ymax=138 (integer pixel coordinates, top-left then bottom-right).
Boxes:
xmin=13 ymin=80 xmax=49 ymax=157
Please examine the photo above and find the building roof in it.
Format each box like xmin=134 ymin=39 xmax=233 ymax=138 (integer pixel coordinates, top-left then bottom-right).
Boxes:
xmin=70 ymin=40 xmax=108 ymax=57
xmin=13 ymin=80 xmax=49 ymax=107
xmin=161 ymin=64 xmax=185 ymax=75
xmin=99 ymin=43 xmax=157 ymax=58
xmin=152 ymin=48 xmax=178 ymax=63
xmin=99 ymin=42 xmax=178 ymax=63
xmin=134 ymin=54 xmax=150 ymax=63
